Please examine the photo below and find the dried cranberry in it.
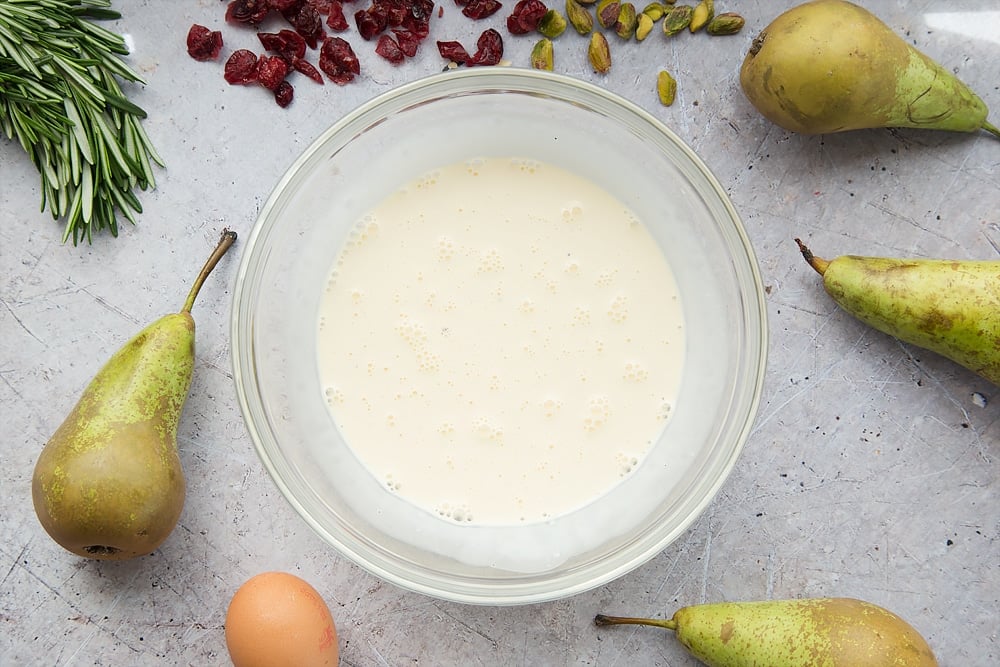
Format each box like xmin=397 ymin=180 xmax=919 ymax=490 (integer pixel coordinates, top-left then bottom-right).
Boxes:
xmin=224 ymin=49 xmax=260 ymax=84
xmin=392 ymin=28 xmax=422 ymax=57
xmin=255 ymin=54 xmax=290 ymax=90
xmin=404 ymin=0 xmax=435 ymax=32
xmin=257 ymin=31 xmax=304 ymax=63
xmin=506 ymin=0 xmax=546 ymax=34
xmin=226 ymin=0 xmax=271 ymax=24
xmin=378 ymin=0 xmax=408 ymax=26
xmin=326 ymin=0 xmax=350 ymax=30
xmin=293 ymin=58 xmax=325 ymax=84
xmin=453 ymin=0 xmax=469 ymax=5
xmin=310 ymin=0 xmax=334 ymax=12
xmin=274 ymin=80 xmax=295 ymax=107
xmin=354 ymin=8 xmax=387 ymax=40
xmin=375 ymin=34 xmax=405 ymax=63
xmin=462 ymin=0 xmax=501 ymax=19
xmin=283 ymin=2 xmax=326 ymax=48
xmin=186 ymin=24 xmax=223 ymax=62
xmin=469 ymin=27 xmax=502 ymax=66
xmin=279 ymin=29 xmax=308 ymax=59
xmin=269 ymin=0 xmax=302 ymax=11
xmin=436 ymin=40 xmax=470 ymax=64
xmin=319 ymin=36 xmax=360 ymax=85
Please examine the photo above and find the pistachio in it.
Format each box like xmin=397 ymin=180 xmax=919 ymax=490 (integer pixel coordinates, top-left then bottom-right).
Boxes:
xmin=635 ymin=12 xmax=654 ymax=41
xmin=657 ymin=70 xmax=677 ymax=106
xmin=689 ymin=0 xmax=713 ymax=32
xmin=530 ymin=38 xmax=555 ymax=70
xmin=596 ymin=0 xmax=620 ymax=29
xmin=662 ymin=4 xmax=692 ymax=36
xmin=537 ymin=9 xmax=568 ymax=37
xmin=588 ymin=31 xmax=611 ymax=73
xmin=641 ymin=2 xmax=666 ymax=21
xmin=615 ymin=3 xmax=638 ymax=39
xmin=705 ymin=11 xmax=744 ymax=35
xmin=566 ymin=0 xmax=594 ymax=34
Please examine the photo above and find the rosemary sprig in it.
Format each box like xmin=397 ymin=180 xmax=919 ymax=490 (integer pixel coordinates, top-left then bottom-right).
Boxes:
xmin=0 ymin=0 xmax=163 ymax=244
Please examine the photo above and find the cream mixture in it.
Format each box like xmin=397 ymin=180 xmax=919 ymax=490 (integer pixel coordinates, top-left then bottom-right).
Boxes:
xmin=317 ymin=157 xmax=685 ymax=525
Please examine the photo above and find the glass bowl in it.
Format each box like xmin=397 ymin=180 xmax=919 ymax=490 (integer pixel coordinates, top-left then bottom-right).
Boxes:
xmin=231 ymin=68 xmax=767 ymax=605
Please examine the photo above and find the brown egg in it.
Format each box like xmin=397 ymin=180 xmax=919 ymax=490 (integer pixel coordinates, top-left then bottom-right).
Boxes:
xmin=225 ymin=571 xmax=339 ymax=667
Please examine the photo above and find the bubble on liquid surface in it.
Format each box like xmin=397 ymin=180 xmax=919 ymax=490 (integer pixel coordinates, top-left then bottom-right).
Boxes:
xmin=385 ymin=474 xmax=402 ymax=492
xmin=477 ymin=248 xmax=504 ymax=274
xmin=582 ymin=395 xmax=611 ymax=432
xmin=436 ymin=502 xmax=474 ymax=523
xmin=511 ymin=157 xmax=541 ymax=173
xmin=416 ymin=170 xmax=440 ymax=189
xmin=571 ymin=306 xmax=591 ymax=327
xmin=623 ymin=361 xmax=648 ymax=382
xmin=473 ymin=416 xmax=504 ymax=444
xmin=608 ymin=295 xmax=629 ymax=323
xmin=464 ymin=157 xmax=486 ymax=177
xmin=561 ymin=201 xmax=584 ymax=223
xmin=324 ymin=386 xmax=345 ymax=405
xmin=616 ymin=452 xmax=640 ymax=477
xmin=437 ymin=236 xmax=456 ymax=262
xmin=541 ymin=396 xmax=562 ymax=417
xmin=657 ymin=400 xmax=673 ymax=420
xmin=594 ymin=269 xmax=616 ymax=287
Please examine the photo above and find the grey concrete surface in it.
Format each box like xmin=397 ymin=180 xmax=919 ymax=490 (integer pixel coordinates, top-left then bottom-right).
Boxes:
xmin=1 ymin=1 xmax=997 ymax=665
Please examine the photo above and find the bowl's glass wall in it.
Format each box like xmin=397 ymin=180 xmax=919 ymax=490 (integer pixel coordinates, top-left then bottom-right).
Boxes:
xmin=232 ymin=69 xmax=767 ymax=604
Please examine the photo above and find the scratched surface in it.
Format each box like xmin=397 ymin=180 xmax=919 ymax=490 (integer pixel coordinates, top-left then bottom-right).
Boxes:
xmin=1 ymin=1 xmax=998 ymax=665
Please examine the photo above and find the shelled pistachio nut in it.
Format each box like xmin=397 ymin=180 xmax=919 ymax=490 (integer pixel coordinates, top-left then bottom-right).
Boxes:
xmin=662 ymin=4 xmax=693 ymax=36
xmin=689 ymin=0 xmax=713 ymax=32
xmin=635 ymin=12 xmax=655 ymax=40
xmin=530 ymin=38 xmax=555 ymax=70
xmin=641 ymin=1 xmax=666 ymax=21
xmin=657 ymin=70 xmax=677 ymax=106
xmin=538 ymin=9 xmax=568 ymax=37
xmin=705 ymin=11 xmax=744 ymax=35
xmin=615 ymin=3 xmax=638 ymax=39
xmin=567 ymin=0 xmax=595 ymax=33
xmin=588 ymin=31 xmax=612 ymax=72
xmin=596 ymin=0 xmax=621 ymax=28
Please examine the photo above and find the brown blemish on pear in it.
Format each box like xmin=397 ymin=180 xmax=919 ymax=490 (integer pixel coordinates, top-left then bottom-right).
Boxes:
xmin=32 ymin=230 xmax=237 ymax=560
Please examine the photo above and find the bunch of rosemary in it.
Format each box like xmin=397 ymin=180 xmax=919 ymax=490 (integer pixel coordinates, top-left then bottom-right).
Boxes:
xmin=0 ymin=0 xmax=163 ymax=244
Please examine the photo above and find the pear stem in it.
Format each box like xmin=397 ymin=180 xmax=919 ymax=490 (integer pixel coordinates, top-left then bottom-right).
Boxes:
xmin=594 ymin=614 xmax=678 ymax=631
xmin=983 ymin=121 xmax=1000 ymax=140
xmin=181 ymin=229 xmax=238 ymax=314
xmin=794 ymin=238 xmax=830 ymax=275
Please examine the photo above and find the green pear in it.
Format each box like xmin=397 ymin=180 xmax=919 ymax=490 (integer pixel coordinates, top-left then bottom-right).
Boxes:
xmin=595 ymin=597 xmax=937 ymax=666
xmin=31 ymin=230 xmax=237 ymax=560
xmin=796 ymin=239 xmax=1000 ymax=385
xmin=740 ymin=0 xmax=999 ymax=138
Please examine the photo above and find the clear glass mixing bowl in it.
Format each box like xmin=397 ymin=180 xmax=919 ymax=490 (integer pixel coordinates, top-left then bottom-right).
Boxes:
xmin=231 ymin=68 xmax=767 ymax=605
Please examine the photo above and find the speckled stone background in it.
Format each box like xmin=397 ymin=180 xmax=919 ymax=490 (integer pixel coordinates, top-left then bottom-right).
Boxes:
xmin=1 ymin=1 xmax=997 ymax=665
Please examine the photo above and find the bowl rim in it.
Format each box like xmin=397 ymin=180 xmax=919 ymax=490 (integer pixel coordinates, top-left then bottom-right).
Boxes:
xmin=231 ymin=67 xmax=769 ymax=605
